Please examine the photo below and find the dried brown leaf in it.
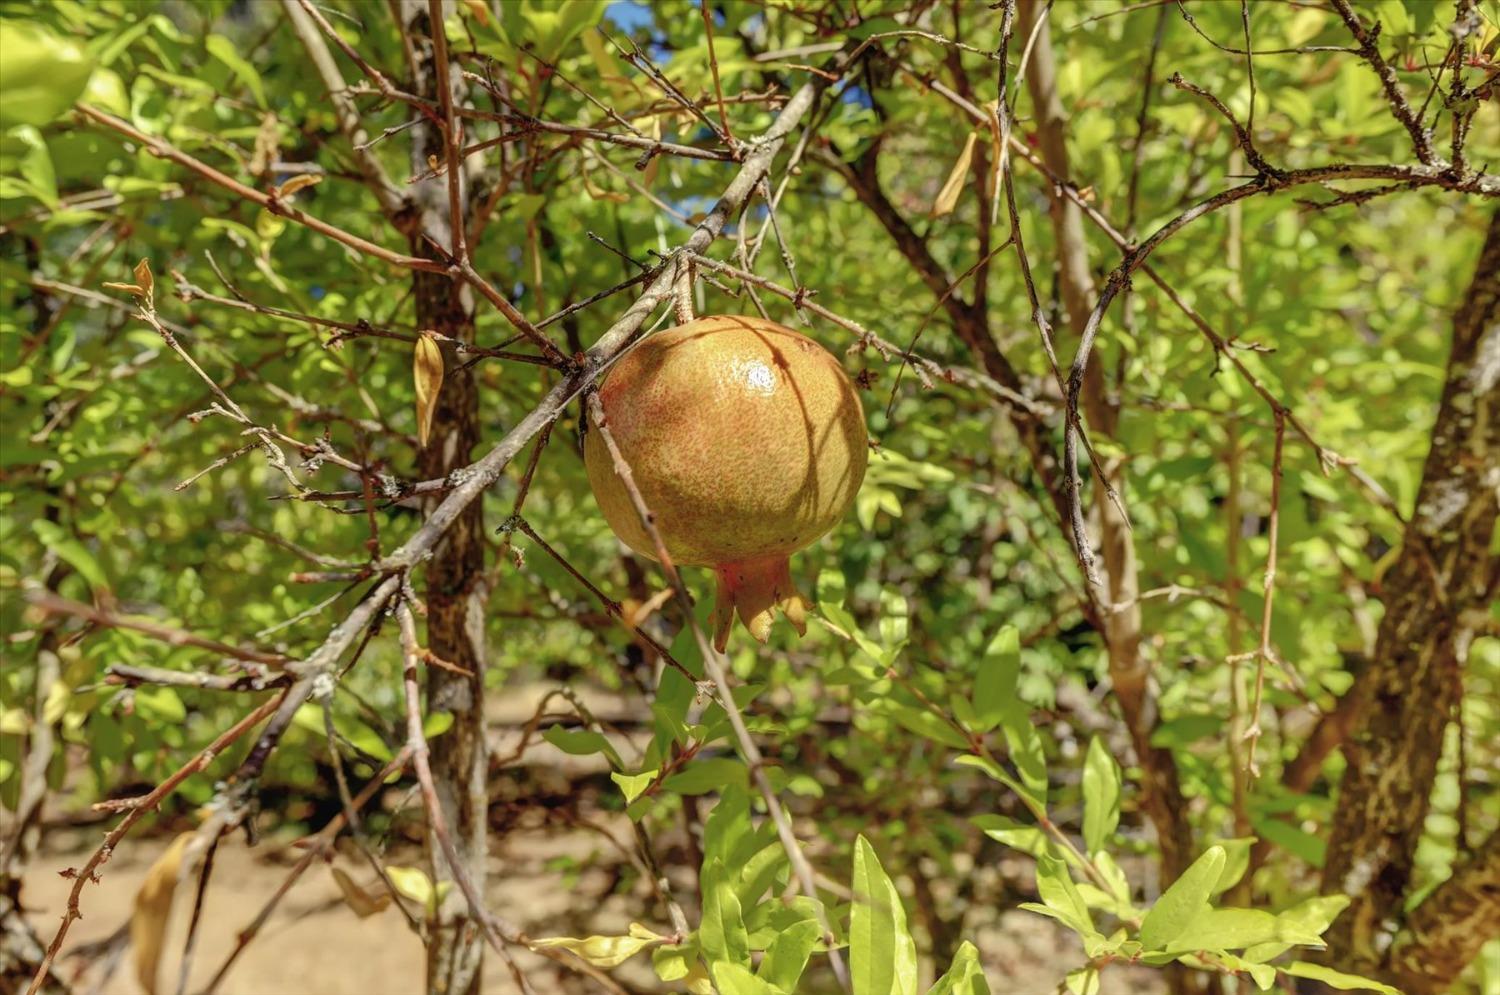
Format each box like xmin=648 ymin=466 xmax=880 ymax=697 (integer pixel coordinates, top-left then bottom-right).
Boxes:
xmin=413 ymin=332 xmax=444 ymax=448
xmin=133 ymin=259 xmax=153 ymax=305
xmin=130 ymin=831 xmax=193 ymax=995
xmin=330 ymin=866 xmax=393 ymax=918
xmin=932 ymin=131 xmax=978 ymax=218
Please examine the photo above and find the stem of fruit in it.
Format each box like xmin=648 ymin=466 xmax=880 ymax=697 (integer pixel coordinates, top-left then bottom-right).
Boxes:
xmin=585 ymin=392 xmax=851 ymax=992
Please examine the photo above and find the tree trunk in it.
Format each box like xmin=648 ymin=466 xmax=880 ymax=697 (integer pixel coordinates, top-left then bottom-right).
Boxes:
xmin=1321 ymin=209 xmax=1499 ymax=980
xmin=405 ymin=4 xmax=488 ymax=993
xmin=1388 ymin=828 xmax=1500 ymax=993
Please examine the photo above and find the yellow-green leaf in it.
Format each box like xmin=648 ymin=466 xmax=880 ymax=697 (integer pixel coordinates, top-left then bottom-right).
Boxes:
xmin=530 ymin=926 xmax=663 ymax=967
xmin=131 ymin=832 xmax=194 ymax=995
xmin=932 ymin=132 xmax=977 ymax=218
xmin=414 ymin=332 xmax=444 ymax=448
xmin=384 ymin=864 xmax=433 ymax=911
xmin=0 ymin=21 xmax=95 ymax=127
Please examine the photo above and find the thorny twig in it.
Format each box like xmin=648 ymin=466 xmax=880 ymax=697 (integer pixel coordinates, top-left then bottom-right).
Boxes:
xmin=23 ymin=693 xmax=286 ymax=995
xmin=1229 ymin=413 xmax=1287 ymax=778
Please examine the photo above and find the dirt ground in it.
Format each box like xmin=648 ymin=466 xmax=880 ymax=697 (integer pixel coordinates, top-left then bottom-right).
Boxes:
xmin=9 ymin=684 xmax=1167 ymax=994
xmin=15 ymin=830 xmax=1166 ymax=995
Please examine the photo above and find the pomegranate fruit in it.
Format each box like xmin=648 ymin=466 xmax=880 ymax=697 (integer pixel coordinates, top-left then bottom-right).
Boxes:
xmin=585 ymin=314 xmax=868 ymax=651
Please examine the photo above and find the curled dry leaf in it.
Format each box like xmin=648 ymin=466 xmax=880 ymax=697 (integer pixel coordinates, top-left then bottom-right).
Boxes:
xmin=330 ymin=866 xmax=393 ymax=918
xmin=103 ymin=258 xmax=155 ymax=306
xmin=933 ymin=132 xmax=978 ymax=218
xmin=413 ymin=331 xmax=444 ymax=448
xmin=274 ymin=173 xmax=322 ymax=200
xmin=133 ymin=258 xmax=154 ymax=305
xmin=529 ymin=923 xmax=665 ymax=968
xmin=130 ymin=831 xmax=194 ymax=995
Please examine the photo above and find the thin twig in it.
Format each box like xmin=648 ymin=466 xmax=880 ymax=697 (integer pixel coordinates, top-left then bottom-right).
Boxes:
xmin=584 ymin=393 xmax=851 ymax=990
xmin=1329 ymin=0 xmax=1437 ymax=165
xmin=25 ymin=693 xmax=286 ymax=995
xmin=199 ymin=747 xmax=413 ymax=995
xmin=1237 ymin=413 xmax=1286 ymax=777
xmin=699 ymin=2 xmax=739 ymax=152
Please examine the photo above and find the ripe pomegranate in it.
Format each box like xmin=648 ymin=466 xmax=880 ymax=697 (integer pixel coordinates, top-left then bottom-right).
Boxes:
xmin=585 ymin=315 xmax=868 ymax=651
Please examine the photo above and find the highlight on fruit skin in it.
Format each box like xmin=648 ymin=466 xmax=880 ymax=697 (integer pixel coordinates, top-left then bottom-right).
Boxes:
xmin=584 ymin=314 xmax=868 ymax=651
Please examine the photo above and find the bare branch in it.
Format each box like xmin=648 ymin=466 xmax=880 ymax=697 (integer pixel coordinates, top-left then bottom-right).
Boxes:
xmin=1329 ymin=0 xmax=1438 ymax=165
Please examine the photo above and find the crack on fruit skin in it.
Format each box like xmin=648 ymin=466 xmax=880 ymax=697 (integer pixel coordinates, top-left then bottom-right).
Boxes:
xmin=584 ymin=316 xmax=867 ymax=647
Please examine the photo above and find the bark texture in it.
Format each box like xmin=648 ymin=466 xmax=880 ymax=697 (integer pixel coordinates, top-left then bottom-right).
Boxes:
xmin=1321 ymin=209 xmax=1500 ymax=980
xmin=406 ymin=4 xmax=489 ymax=993
xmin=1388 ymin=829 xmax=1500 ymax=993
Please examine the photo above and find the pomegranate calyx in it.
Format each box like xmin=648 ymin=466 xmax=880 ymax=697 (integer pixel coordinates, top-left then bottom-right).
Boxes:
xmin=711 ymin=556 xmax=810 ymax=652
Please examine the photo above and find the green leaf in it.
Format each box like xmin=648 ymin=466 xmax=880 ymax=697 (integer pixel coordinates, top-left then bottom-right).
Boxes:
xmin=926 ymin=940 xmax=990 ymax=995
xmin=652 ymin=943 xmax=693 ymax=982
xmin=998 ymin=713 xmax=1047 ymax=804
xmin=1081 ymin=737 xmax=1121 ymax=855
xmin=134 ymin=686 xmax=185 ymax=724
xmin=972 ymin=815 xmax=1058 ymax=862
xmin=32 ymin=520 xmax=108 ymax=590
xmin=971 ymin=626 xmax=1018 ymax=732
xmin=663 ymin=757 xmax=748 ymax=795
xmin=1064 ymin=967 xmax=1100 ymax=995
xmin=542 ymin=725 xmax=621 ymax=765
xmin=204 ymin=35 xmax=267 ymax=108
xmin=757 ymin=919 xmax=820 ymax=992
xmin=702 ymin=785 xmax=754 ymax=868
xmin=1253 ymin=819 xmax=1327 ymax=867
xmin=850 ymin=835 xmax=918 ymax=995
xmin=1243 ymin=894 xmax=1349 ymax=962
xmin=0 ymin=127 xmax=58 ymax=208
xmin=699 ymin=858 xmax=750 ymax=968
xmin=745 ymin=896 xmax=826 ymax=949
xmin=1210 ymin=838 xmax=1255 ymax=896
xmin=611 ymin=769 xmax=657 ymax=804
xmin=0 ymin=20 xmax=95 ymax=127
xmin=953 ymin=755 xmax=1043 ymax=813
xmin=1281 ymin=962 xmax=1399 ymax=994
xmin=1034 ymin=855 xmax=1095 ymax=938
xmin=736 ymin=841 xmax=787 ymax=906
xmin=1138 ymin=846 xmax=1225 ymax=951
xmin=509 ymin=192 xmax=547 ymax=220
xmin=542 ymin=0 xmax=608 ymax=61
xmin=880 ymin=700 xmax=973 ymax=751
xmin=83 ymin=68 xmax=129 ymax=116
xmin=1206 ymin=953 xmax=1277 ymax=990
xmin=714 ymin=962 xmax=783 ymax=995
xmin=1164 ymin=909 xmax=1297 ymax=953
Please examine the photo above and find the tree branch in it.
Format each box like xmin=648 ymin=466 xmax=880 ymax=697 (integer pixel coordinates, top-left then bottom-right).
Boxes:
xmin=1388 ymin=829 xmax=1500 ymax=993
